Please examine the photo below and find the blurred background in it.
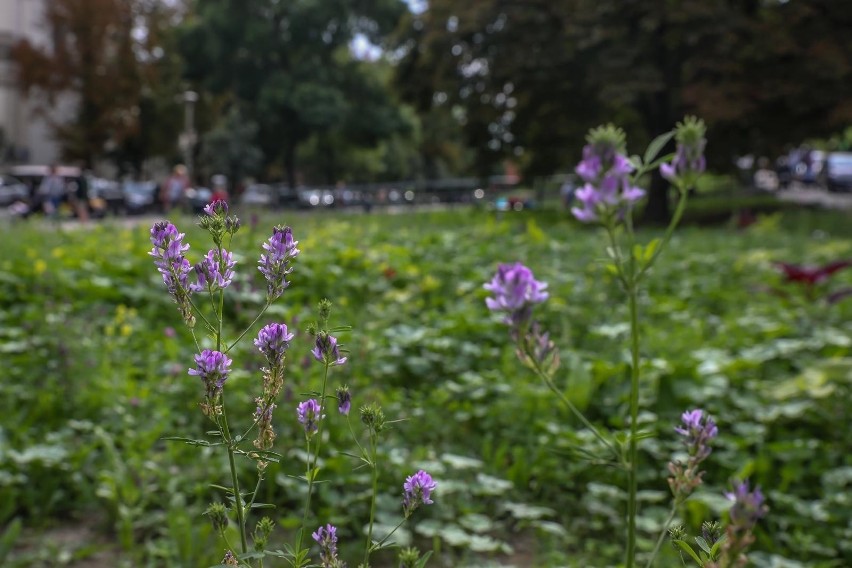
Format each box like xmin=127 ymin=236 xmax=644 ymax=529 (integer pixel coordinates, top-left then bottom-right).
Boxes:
xmin=0 ymin=0 xmax=850 ymax=222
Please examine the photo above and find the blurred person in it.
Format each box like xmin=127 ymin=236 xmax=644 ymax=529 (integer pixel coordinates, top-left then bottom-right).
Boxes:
xmin=37 ymin=165 xmax=66 ymax=216
xmin=68 ymin=170 xmax=90 ymax=222
xmin=162 ymin=164 xmax=189 ymax=212
xmin=211 ymin=174 xmax=229 ymax=203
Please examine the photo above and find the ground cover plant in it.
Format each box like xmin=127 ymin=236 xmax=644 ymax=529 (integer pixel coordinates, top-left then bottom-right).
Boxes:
xmin=1 ymin=186 xmax=850 ymax=566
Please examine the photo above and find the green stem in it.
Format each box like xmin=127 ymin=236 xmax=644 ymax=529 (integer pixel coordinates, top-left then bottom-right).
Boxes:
xmin=625 ymin=281 xmax=641 ymax=568
xmin=364 ymin=432 xmax=379 ymax=566
xmin=215 ymin=271 xmax=248 ymax=556
xmin=645 ymin=503 xmax=679 ymax=568
xmin=298 ymin=363 xmax=332 ymax=551
xmin=371 ymin=517 xmax=407 ymax=552
xmin=226 ymin=301 xmax=271 ymax=353
xmin=532 ymin=362 xmax=620 ymax=463
xmin=222 ymin=405 xmax=248 ymax=555
xmin=637 ymin=189 xmax=688 ymax=282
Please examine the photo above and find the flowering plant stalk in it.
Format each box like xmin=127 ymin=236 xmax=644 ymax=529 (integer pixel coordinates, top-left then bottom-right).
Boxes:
xmin=486 ymin=118 xmax=717 ymax=567
xmin=151 ymin=203 xmax=436 ymax=568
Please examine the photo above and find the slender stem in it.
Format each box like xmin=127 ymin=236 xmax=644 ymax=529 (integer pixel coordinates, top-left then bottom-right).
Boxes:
xmin=246 ymin=472 xmax=265 ymax=512
xmin=298 ymin=363 xmax=331 ymax=551
xmin=297 ymin=436 xmax=314 ymax=554
xmin=645 ymin=503 xmax=679 ymax=568
xmin=625 ymin=280 xmax=641 ymax=568
xmin=532 ymin=363 xmax=620 ymax=463
xmin=637 ymin=189 xmax=688 ymax=282
xmin=372 ymin=517 xmax=407 ymax=551
xmin=221 ymin=404 xmax=248 ymax=554
xmin=347 ymin=414 xmax=368 ymax=463
xmin=226 ymin=301 xmax=271 ymax=353
xmin=364 ymin=432 xmax=379 ymax=566
xmin=215 ymin=265 xmax=248 ymax=556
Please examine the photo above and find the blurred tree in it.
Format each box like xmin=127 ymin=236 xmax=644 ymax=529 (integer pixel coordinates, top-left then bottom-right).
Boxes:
xmin=198 ymin=105 xmax=263 ymax=190
xmin=179 ymin=0 xmax=410 ymax=187
xmin=396 ymin=0 xmax=852 ymax=222
xmin=11 ymin=0 xmax=186 ymax=172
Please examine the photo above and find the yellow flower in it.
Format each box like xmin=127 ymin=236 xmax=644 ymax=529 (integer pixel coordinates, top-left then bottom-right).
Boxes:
xmin=120 ymin=323 xmax=133 ymax=337
xmin=34 ymin=259 xmax=47 ymax=275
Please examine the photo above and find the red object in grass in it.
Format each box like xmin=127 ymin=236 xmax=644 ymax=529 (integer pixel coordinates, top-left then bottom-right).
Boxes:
xmin=773 ymin=260 xmax=852 ymax=286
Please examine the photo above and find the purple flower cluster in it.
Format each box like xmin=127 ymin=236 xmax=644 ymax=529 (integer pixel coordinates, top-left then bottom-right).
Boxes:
xmin=297 ymin=398 xmax=323 ymax=435
xmin=203 ymin=199 xmax=228 ymax=217
xmin=572 ymin=139 xmax=645 ymax=223
xmin=675 ymin=409 xmax=718 ymax=461
xmin=403 ymin=469 xmax=437 ymax=517
xmin=150 ymin=222 xmax=192 ymax=297
xmin=189 ymin=248 xmax=236 ymax=293
xmin=725 ymin=479 xmax=768 ymax=532
xmin=660 ymin=116 xmax=707 ymax=186
xmin=311 ymin=524 xmax=341 ymax=568
xmin=484 ymin=262 xmax=549 ymax=329
xmin=311 ymin=333 xmax=347 ymax=366
xmin=258 ymin=225 xmax=299 ymax=300
xmin=254 ymin=323 xmax=295 ymax=366
xmin=668 ymin=409 xmax=718 ymax=501
xmin=188 ymin=349 xmax=232 ymax=399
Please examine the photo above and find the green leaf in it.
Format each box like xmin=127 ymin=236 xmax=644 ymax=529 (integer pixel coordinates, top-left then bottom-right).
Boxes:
xmin=161 ymin=436 xmax=214 ymax=446
xmin=250 ymin=502 xmax=275 ymax=509
xmin=643 ymin=130 xmax=675 ymax=165
xmin=643 ymin=238 xmax=661 ymax=264
xmin=673 ymin=539 xmax=704 ymax=566
xmin=694 ymin=536 xmax=712 ymax=554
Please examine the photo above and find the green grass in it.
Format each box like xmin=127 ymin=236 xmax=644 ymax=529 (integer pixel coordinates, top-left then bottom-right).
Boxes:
xmin=1 ymin=206 xmax=851 ymax=567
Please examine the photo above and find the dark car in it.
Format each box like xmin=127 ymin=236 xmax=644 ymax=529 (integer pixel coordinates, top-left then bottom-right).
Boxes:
xmin=822 ymin=152 xmax=852 ymax=192
xmin=88 ymin=177 xmax=126 ymax=216
xmin=0 ymin=174 xmax=29 ymax=207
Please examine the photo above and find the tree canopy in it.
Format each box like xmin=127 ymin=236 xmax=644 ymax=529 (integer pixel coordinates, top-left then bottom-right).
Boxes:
xmin=11 ymin=0 xmax=850 ymax=214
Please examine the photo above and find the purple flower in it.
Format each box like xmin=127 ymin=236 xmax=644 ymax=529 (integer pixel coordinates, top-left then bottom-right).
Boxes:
xmin=403 ymin=470 xmax=437 ymax=516
xmin=571 ymin=126 xmax=645 ymax=223
xmin=203 ymin=199 xmax=228 ymax=217
xmin=336 ymin=385 xmax=351 ymax=416
xmin=311 ymin=333 xmax=347 ymax=366
xmin=189 ymin=248 xmax=236 ymax=293
xmin=188 ymin=349 xmax=232 ymax=398
xmin=483 ymin=262 xmax=549 ymax=328
xmin=725 ymin=479 xmax=768 ymax=531
xmin=258 ymin=225 xmax=300 ymax=301
xmin=254 ymin=323 xmax=295 ymax=366
xmin=312 ymin=524 xmax=340 ymax=568
xmin=297 ymin=399 xmax=323 ymax=434
xmin=254 ymin=399 xmax=276 ymax=422
xmin=149 ymin=222 xmax=192 ymax=297
xmin=660 ymin=116 xmax=707 ymax=185
xmin=675 ymin=409 xmax=718 ymax=462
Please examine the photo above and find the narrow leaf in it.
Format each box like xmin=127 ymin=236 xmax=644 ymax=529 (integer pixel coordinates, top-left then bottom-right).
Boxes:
xmin=644 ymin=130 xmax=675 ymax=164
xmin=673 ymin=540 xmax=704 ymax=566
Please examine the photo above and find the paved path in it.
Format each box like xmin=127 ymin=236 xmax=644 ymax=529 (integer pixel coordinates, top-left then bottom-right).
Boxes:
xmin=776 ymin=184 xmax=852 ymax=210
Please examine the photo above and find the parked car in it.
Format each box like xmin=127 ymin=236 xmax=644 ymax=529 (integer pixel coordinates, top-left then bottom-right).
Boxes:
xmin=88 ymin=177 xmax=125 ymax=216
xmin=0 ymin=174 xmax=29 ymax=207
xmin=821 ymin=152 xmax=852 ymax=193
xmin=239 ymin=184 xmax=275 ymax=207
xmin=123 ymin=180 xmax=159 ymax=214
xmin=7 ymin=164 xmax=108 ymax=217
xmin=186 ymin=186 xmax=213 ymax=213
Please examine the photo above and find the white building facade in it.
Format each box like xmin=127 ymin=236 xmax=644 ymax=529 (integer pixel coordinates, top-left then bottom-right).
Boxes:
xmin=0 ymin=0 xmax=72 ymax=166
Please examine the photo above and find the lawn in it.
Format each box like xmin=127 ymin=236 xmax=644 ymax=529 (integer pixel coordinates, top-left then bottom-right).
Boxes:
xmin=1 ymin=206 xmax=850 ymax=567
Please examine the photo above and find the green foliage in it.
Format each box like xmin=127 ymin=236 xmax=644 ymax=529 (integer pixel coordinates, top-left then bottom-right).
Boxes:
xmin=0 ymin=208 xmax=850 ymax=566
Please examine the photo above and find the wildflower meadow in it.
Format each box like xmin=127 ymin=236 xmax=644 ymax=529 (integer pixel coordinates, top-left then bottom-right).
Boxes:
xmin=1 ymin=123 xmax=851 ymax=567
